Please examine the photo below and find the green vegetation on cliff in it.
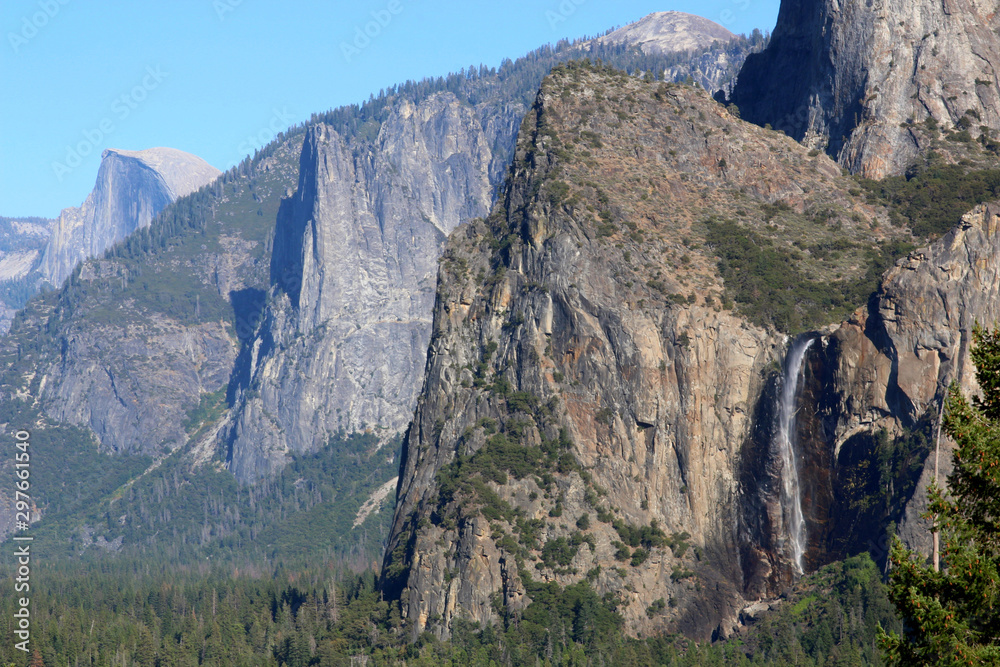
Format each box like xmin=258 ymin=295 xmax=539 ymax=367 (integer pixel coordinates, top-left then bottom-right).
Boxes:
xmin=704 ymin=218 xmax=913 ymax=332
xmin=861 ymin=161 xmax=1000 ymax=239
xmin=5 ymin=428 xmax=399 ymax=571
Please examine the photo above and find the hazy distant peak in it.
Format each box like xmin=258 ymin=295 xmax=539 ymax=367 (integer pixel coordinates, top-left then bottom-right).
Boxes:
xmin=102 ymin=147 xmax=221 ymax=200
xmin=596 ymin=11 xmax=736 ymax=55
xmin=39 ymin=146 xmax=221 ymax=287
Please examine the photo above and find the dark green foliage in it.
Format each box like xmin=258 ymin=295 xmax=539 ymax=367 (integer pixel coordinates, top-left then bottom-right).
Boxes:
xmin=0 ymin=271 xmax=44 ymax=310
xmin=546 ymin=179 xmax=571 ymax=207
xmin=432 ymin=390 xmax=576 ymax=539
xmin=761 ymin=201 xmax=793 ymax=221
xmin=833 ymin=416 xmax=933 ymax=560
xmin=439 ymin=553 xmax=899 ymax=666
xmin=508 ymin=577 xmax=624 ymax=659
xmin=611 ymin=518 xmax=668 ymax=550
xmin=0 ymin=564 xmax=405 ymax=666
xmin=182 ymin=388 xmax=227 ymax=433
xmin=17 ymin=431 xmax=401 ymax=567
xmin=705 ymin=218 xmax=912 ymax=332
xmin=880 ymin=327 xmax=1000 ymax=664
xmin=0 ymin=411 xmax=151 ymax=545
xmin=541 ymin=536 xmax=579 ymax=567
xmin=630 ymin=547 xmax=649 ymax=566
xmin=0 ymin=553 xmax=899 ymax=665
xmin=665 ymin=531 xmax=692 ymax=558
xmin=742 ymin=554 xmax=901 ymax=666
xmin=861 ymin=164 xmax=1000 ymax=239
xmin=646 ymin=598 xmax=666 ymax=617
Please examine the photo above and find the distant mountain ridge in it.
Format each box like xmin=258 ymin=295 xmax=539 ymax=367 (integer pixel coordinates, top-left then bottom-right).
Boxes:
xmin=0 ymin=13 xmax=768 ymax=560
xmin=0 ymin=148 xmax=219 ymax=335
xmin=0 ymin=216 xmax=53 ymax=332
xmin=593 ymin=11 xmax=736 ymax=55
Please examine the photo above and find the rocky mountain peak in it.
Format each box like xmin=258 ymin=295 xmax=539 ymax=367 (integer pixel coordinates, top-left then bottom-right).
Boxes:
xmin=39 ymin=147 xmax=220 ymax=286
xmin=101 ymin=147 xmax=221 ymax=200
xmin=379 ymin=61 xmax=912 ymax=640
xmin=731 ymin=0 xmax=1000 ymax=178
xmin=595 ymin=11 xmax=736 ymax=55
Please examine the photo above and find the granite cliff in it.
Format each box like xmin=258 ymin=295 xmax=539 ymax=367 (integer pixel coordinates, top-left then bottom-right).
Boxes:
xmin=379 ymin=62 xmax=926 ymax=640
xmin=730 ymin=0 xmax=1000 ymax=178
xmin=40 ymin=147 xmax=220 ymax=286
xmin=826 ymin=203 xmax=1000 ymax=558
xmin=0 ymin=216 xmax=53 ymax=332
xmin=224 ymin=95 xmax=497 ymax=479
xmin=222 ymin=14 xmax=767 ymax=480
xmin=0 ymin=16 xmax=765 ymax=555
xmin=0 ymin=142 xmax=298 ymax=461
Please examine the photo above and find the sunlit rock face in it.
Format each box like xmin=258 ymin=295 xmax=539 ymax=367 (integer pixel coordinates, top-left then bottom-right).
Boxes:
xmin=41 ymin=147 xmax=220 ymax=286
xmin=732 ymin=0 xmax=1000 ymax=178
xmin=224 ymin=94 xmax=497 ymax=481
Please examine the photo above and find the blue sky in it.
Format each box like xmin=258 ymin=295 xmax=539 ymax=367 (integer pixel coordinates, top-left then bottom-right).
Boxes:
xmin=1 ymin=0 xmax=780 ymax=218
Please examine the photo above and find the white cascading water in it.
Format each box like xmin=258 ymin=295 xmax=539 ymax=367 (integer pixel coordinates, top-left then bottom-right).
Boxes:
xmin=776 ymin=337 xmax=814 ymax=576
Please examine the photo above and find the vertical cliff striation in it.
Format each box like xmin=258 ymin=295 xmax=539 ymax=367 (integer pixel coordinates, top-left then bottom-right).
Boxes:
xmin=11 ymin=144 xmax=294 ymax=459
xmin=222 ymin=14 xmax=770 ymax=481
xmin=224 ymin=94 xmax=497 ymax=479
xmin=826 ymin=203 xmax=1000 ymax=558
xmin=379 ymin=62 xmax=911 ymax=640
xmin=731 ymin=0 xmax=1000 ymax=178
xmin=40 ymin=147 xmax=220 ymax=286
xmin=0 ymin=14 xmax=762 ymax=503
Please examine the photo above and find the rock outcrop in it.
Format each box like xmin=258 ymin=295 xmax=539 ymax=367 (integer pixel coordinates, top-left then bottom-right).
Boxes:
xmin=663 ymin=37 xmax=764 ymax=97
xmin=223 ymin=95 xmax=497 ymax=480
xmin=15 ymin=142 xmax=294 ymax=458
xmin=380 ymin=63 xmax=906 ymax=641
xmin=589 ymin=12 xmax=762 ymax=95
xmin=222 ymin=14 xmax=770 ymax=481
xmin=1 ymin=13 xmax=759 ymax=492
xmin=827 ymin=203 xmax=1000 ymax=557
xmin=731 ymin=0 xmax=1000 ymax=178
xmin=40 ymin=147 xmax=220 ymax=286
xmin=0 ymin=216 xmax=52 ymax=332
xmin=595 ymin=12 xmax=735 ymax=55
xmin=40 ymin=315 xmax=238 ymax=455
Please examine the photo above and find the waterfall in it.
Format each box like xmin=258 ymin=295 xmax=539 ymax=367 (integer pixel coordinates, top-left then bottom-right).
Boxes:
xmin=776 ymin=337 xmax=814 ymax=575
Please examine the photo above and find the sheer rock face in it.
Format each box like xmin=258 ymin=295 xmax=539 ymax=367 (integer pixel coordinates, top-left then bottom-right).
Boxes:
xmin=41 ymin=316 xmax=238 ymax=455
xmin=731 ymin=0 xmax=1000 ymax=178
xmin=224 ymin=94 xmax=496 ymax=480
xmin=40 ymin=148 xmax=220 ymax=286
xmin=828 ymin=203 xmax=1000 ymax=557
xmin=0 ymin=216 xmax=53 ymax=332
xmin=378 ymin=67 xmax=911 ymax=642
xmin=21 ymin=145 xmax=281 ymax=459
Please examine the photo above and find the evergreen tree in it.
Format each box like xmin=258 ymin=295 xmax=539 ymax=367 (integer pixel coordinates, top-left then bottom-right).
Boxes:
xmin=880 ymin=326 xmax=1000 ymax=664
